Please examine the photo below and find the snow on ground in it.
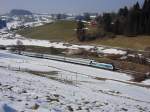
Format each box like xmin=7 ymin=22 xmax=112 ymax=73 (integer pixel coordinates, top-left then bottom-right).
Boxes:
xmin=26 ymin=22 xmax=44 ymax=27
xmin=142 ymin=79 xmax=150 ymax=85
xmin=102 ymin=48 xmax=127 ymax=55
xmin=6 ymin=15 xmax=54 ymax=30
xmin=0 ymin=50 xmax=150 ymax=112
xmin=0 ymin=50 xmax=131 ymax=81
xmin=0 ymin=35 xmax=94 ymax=50
xmin=0 ymin=32 xmax=127 ymax=55
xmin=7 ymin=21 xmax=22 ymax=30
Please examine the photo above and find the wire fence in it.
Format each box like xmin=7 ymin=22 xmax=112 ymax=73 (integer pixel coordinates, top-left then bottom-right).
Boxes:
xmin=1 ymin=62 xmax=150 ymax=88
xmin=0 ymin=63 xmax=92 ymax=86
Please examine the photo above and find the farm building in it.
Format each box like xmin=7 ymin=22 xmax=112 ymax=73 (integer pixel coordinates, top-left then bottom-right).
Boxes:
xmin=0 ymin=19 xmax=7 ymax=29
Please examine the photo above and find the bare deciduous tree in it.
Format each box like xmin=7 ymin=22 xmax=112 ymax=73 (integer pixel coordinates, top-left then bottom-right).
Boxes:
xmin=16 ymin=40 xmax=25 ymax=54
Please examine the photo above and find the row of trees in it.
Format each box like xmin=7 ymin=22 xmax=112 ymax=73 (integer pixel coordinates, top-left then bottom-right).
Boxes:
xmin=96 ymin=0 xmax=150 ymax=36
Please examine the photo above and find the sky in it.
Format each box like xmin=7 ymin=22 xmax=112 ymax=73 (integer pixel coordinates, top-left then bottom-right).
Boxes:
xmin=0 ymin=0 xmax=144 ymax=14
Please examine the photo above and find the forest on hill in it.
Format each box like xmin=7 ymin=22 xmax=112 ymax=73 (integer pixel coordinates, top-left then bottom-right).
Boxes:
xmin=77 ymin=0 xmax=150 ymax=42
xmin=96 ymin=0 xmax=150 ymax=36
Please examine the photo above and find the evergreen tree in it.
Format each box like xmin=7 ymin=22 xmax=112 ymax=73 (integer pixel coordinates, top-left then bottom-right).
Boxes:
xmin=95 ymin=0 xmax=150 ymax=37
xmin=113 ymin=19 xmax=120 ymax=34
xmin=117 ymin=6 xmax=129 ymax=34
xmin=76 ymin=20 xmax=86 ymax=41
xmin=124 ymin=2 xmax=141 ymax=35
xmin=146 ymin=0 xmax=150 ymax=34
xmin=84 ymin=13 xmax=91 ymax=21
xmin=142 ymin=0 xmax=150 ymax=34
xmin=118 ymin=6 xmax=128 ymax=17
xmin=102 ymin=13 xmax=112 ymax=32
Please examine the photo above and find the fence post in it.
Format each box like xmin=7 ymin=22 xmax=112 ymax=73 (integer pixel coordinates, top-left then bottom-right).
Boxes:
xmin=76 ymin=72 xmax=78 ymax=86
xmin=70 ymin=75 xmax=72 ymax=82
xmin=8 ymin=65 xmax=10 ymax=70
xmin=66 ymin=76 xmax=68 ymax=82
xmin=60 ymin=73 xmax=62 ymax=80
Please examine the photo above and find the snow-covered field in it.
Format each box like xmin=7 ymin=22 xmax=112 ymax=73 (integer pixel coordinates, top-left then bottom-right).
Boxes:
xmin=0 ymin=50 xmax=150 ymax=112
xmin=0 ymin=31 xmax=127 ymax=55
xmin=3 ymin=13 xmax=54 ymax=30
xmin=142 ymin=79 xmax=150 ymax=85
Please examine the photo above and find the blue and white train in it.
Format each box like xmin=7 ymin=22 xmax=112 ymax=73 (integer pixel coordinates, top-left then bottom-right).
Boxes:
xmin=89 ymin=60 xmax=115 ymax=71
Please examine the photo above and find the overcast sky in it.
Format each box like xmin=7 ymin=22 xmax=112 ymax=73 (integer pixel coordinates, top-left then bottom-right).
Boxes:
xmin=0 ymin=0 xmax=144 ymax=14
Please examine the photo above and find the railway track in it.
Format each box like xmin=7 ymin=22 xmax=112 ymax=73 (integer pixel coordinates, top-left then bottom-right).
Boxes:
xmin=13 ymin=51 xmax=115 ymax=70
xmin=12 ymin=51 xmax=148 ymax=80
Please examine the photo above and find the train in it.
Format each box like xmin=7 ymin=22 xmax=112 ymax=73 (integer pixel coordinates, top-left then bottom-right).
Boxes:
xmin=13 ymin=51 xmax=115 ymax=71
xmin=89 ymin=60 xmax=115 ymax=71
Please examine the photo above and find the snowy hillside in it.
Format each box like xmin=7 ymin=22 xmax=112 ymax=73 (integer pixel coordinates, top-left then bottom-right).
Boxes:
xmin=0 ymin=50 xmax=150 ymax=112
xmin=0 ymin=31 xmax=127 ymax=56
xmin=1 ymin=13 xmax=53 ymax=30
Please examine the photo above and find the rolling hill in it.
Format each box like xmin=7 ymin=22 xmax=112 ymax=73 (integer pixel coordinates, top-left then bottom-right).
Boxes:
xmin=17 ymin=20 xmax=150 ymax=50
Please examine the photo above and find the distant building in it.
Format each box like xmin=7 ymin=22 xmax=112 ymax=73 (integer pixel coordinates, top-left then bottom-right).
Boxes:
xmin=75 ymin=13 xmax=98 ymax=21
xmin=75 ymin=15 xmax=85 ymax=21
xmin=51 ymin=14 xmax=67 ymax=20
xmin=89 ymin=13 xmax=98 ymax=19
xmin=0 ymin=19 xmax=7 ymax=29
